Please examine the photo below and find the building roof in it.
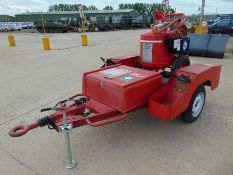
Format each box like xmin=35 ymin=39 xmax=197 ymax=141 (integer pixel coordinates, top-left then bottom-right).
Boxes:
xmin=0 ymin=15 xmax=14 ymax=18
xmin=0 ymin=15 xmax=14 ymax=22
xmin=16 ymin=9 xmax=134 ymax=16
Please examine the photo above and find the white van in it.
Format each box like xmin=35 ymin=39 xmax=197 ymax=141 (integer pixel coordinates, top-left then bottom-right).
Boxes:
xmin=0 ymin=22 xmax=22 ymax=31
xmin=0 ymin=22 xmax=9 ymax=31
xmin=12 ymin=22 xmax=22 ymax=31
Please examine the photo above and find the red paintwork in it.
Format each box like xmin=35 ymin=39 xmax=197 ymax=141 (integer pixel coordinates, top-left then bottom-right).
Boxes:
xmin=111 ymin=56 xmax=139 ymax=67
xmin=154 ymin=11 xmax=165 ymax=21
xmin=140 ymin=32 xmax=174 ymax=69
xmin=9 ymin=63 xmax=221 ymax=137
xmin=142 ymin=13 xmax=187 ymax=69
xmin=83 ymin=65 xmax=162 ymax=113
xmin=9 ymin=15 xmax=222 ymax=138
xmin=9 ymin=97 xmax=127 ymax=137
xmin=85 ymin=114 xmax=128 ymax=127
xmin=53 ymin=98 xmax=127 ymax=129
xmin=153 ymin=12 xmax=186 ymax=23
xmin=9 ymin=98 xmax=86 ymax=137
xmin=163 ymin=13 xmax=186 ymax=22
xmin=9 ymin=122 xmax=39 ymax=137
xmin=149 ymin=64 xmax=221 ymax=121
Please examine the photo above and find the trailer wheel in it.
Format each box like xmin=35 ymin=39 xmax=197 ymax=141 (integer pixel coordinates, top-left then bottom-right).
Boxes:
xmin=182 ymin=85 xmax=206 ymax=123
xmin=171 ymin=55 xmax=190 ymax=72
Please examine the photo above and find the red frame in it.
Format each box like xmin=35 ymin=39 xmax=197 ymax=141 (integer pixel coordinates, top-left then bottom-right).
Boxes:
xmin=149 ymin=64 xmax=221 ymax=121
xmin=163 ymin=13 xmax=186 ymax=22
xmin=9 ymin=58 xmax=221 ymax=137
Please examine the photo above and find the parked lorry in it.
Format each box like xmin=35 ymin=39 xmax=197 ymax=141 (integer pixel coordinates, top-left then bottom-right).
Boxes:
xmin=35 ymin=17 xmax=98 ymax=33
xmin=91 ymin=16 xmax=114 ymax=31
xmin=132 ymin=15 xmax=144 ymax=28
xmin=112 ymin=15 xmax=132 ymax=29
xmin=78 ymin=20 xmax=97 ymax=32
xmin=35 ymin=19 xmax=70 ymax=33
xmin=19 ymin=22 xmax=35 ymax=29
xmin=208 ymin=14 xmax=233 ymax=35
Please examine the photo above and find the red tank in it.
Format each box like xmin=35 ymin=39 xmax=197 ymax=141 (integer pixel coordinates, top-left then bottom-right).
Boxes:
xmin=140 ymin=31 xmax=173 ymax=69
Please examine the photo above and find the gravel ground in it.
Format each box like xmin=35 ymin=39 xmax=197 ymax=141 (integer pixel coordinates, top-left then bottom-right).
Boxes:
xmin=0 ymin=30 xmax=232 ymax=175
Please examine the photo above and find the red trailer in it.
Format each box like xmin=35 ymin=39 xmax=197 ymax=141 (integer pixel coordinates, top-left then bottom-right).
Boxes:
xmin=9 ymin=15 xmax=221 ymax=169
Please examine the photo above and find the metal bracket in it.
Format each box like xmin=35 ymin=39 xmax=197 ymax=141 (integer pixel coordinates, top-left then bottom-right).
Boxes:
xmin=59 ymin=124 xmax=73 ymax=133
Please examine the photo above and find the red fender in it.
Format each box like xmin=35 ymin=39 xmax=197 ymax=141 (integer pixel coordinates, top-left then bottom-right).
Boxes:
xmin=148 ymin=64 xmax=221 ymax=121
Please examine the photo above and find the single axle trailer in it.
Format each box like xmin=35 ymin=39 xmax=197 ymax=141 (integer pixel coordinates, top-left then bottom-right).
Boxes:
xmin=9 ymin=13 xmax=221 ymax=169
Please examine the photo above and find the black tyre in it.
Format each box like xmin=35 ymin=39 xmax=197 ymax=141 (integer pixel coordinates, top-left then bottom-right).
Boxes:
xmin=103 ymin=26 xmax=108 ymax=31
xmin=171 ymin=55 xmax=190 ymax=72
xmin=182 ymin=85 xmax=206 ymax=123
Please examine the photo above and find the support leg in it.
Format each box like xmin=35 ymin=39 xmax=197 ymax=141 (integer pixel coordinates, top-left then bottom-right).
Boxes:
xmin=59 ymin=112 xmax=76 ymax=169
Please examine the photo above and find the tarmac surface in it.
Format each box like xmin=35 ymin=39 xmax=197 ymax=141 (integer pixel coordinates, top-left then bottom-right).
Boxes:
xmin=0 ymin=30 xmax=232 ymax=175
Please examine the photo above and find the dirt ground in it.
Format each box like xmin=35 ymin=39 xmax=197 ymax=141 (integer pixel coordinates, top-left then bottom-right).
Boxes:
xmin=0 ymin=30 xmax=232 ymax=175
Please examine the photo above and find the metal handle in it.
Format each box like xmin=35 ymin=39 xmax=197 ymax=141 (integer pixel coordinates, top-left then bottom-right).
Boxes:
xmin=9 ymin=122 xmax=39 ymax=137
xmin=41 ymin=107 xmax=52 ymax=112
xmin=100 ymin=57 xmax=106 ymax=63
xmin=85 ymin=113 xmax=128 ymax=127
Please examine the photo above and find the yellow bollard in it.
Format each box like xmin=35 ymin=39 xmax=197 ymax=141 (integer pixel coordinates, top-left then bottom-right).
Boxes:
xmin=8 ymin=35 xmax=16 ymax=46
xmin=81 ymin=34 xmax=88 ymax=46
xmin=42 ymin=35 xmax=50 ymax=50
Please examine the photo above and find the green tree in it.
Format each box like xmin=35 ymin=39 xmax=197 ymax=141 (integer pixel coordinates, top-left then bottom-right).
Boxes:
xmin=48 ymin=4 xmax=88 ymax=11
xmin=119 ymin=3 xmax=134 ymax=9
xmin=88 ymin=5 xmax=98 ymax=10
xmin=133 ymin=3 xmax=147 ymax=16
xmin=103 ymin=6 xmax=113 ymax=10
xmin=82 ymin=5 xmax=88 ymax=11
xmin=166 ymin=5 xmax=175 ymax=14
xmin=118 ymin=3 xmax=175 ymax=16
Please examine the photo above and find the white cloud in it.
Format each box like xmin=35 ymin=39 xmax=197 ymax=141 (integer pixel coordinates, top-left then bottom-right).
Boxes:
xmin=0 ymin=0 xmax=232 ymax=16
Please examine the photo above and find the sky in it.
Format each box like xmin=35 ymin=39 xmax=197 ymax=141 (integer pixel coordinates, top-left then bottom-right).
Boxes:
xmin=0 ymin=0 xmax=232 ymax=16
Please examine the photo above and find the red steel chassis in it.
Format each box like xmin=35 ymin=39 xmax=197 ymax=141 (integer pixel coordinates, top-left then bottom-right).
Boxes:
xmin=9 ymin=58 xmax=221 ymax=137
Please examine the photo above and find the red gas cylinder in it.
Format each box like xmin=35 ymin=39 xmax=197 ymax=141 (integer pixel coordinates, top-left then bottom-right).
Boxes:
xmin=153 ymin=11 xmax=164 ymax=21
xmin=140 ymin=31 xmax=173 ymax=69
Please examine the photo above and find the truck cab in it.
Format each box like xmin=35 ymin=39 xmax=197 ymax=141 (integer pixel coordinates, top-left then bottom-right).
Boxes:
xmin=208 ymin=14 xmax=233 ymax=35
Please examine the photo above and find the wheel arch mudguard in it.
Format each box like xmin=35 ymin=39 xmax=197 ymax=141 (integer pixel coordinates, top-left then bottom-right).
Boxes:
xmin=148 ymin=64 xmax=221 ymax=121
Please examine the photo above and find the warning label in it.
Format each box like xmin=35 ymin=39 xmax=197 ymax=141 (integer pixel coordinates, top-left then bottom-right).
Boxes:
xmin=142 ymin=43 xmax=153 ymax=63
xmin=100 ymin=68 xmax=131 ymax=77
xmin=130 ymin=73 xmax=148 ymax=78
xmin=120 ymin=76 xmax=134 ymax=81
